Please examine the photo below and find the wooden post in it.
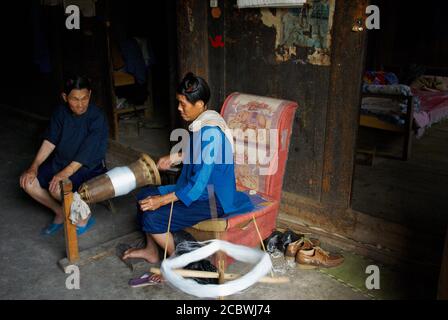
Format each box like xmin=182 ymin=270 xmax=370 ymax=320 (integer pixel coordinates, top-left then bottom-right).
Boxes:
xmin=218 ymin=257 xmax=226 ymax=284
xmin=438 ymin=228 xmax=448 ymax=300
xmin=207 ymin=185 xmax=225 ymax=299
xmin=149 ymin=267 xmax=289 ymax=284
xmin=106 ymin=27 xmax=119 ymax=141
xmin=61 ymin=179 xmax=79 ymax=263
xmin=321 ymin=0 xmax=369 ymax=208
xmin=216 ymin=231 xmax=226 ymax=286
xmin=403 ymin=96 xmax=414 ymax=161
xmin=217 ymin=245 xmax=226 ymax=301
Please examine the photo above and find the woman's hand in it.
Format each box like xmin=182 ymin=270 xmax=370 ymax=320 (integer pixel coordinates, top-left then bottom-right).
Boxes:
xmin=20 ymin=166 xmax=38 ymax=189
xmin=139 ymin=195 xmax=163 ymax=211
xmin=157 ymin=155 xmax=173 ymax=171
xmin=157 ymin=153 xmax=183 ymax=171
xmin=139 ymin=193 xmax=178 ymax=212
xmin=49 ymin=171 xmax=71 ymax=194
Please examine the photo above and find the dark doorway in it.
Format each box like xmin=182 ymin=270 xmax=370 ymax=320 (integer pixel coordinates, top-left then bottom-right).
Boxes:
xmin=352 ymin=0 xmax=448 ymax=237
xmin=108 ymin=0 xmax=178 ymax=131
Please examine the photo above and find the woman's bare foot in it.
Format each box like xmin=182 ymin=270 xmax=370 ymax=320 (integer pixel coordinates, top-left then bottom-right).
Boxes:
xmin=122 ymin=247 xmax=160 ymax=264
xmin=147 ymin=273 xmax=164 ymax=283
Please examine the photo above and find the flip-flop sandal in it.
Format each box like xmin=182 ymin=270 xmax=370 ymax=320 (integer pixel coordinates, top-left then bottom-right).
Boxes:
xmin=129 ymin=273 xmax=165 ymax=288
xmin=76 ymin=216 xmax=96 ymax=236
xmin=41 ymin=223 xmax=64 ymax=236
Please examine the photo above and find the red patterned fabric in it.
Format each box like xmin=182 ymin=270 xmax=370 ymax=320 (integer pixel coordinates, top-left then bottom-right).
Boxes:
xmin=216 ymin=93 xmax=298 ymax=262
xmin=412 ymin=89 xmax=448 ymax=137
xmin=221 ymin=93 xmax=298 ymax=201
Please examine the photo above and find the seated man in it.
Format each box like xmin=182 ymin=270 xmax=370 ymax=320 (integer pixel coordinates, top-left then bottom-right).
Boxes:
xmin=19 ymin=75 xmax=109 ymax=236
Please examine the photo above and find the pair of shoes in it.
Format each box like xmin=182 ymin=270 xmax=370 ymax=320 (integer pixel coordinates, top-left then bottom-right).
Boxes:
xmin=263 ymin=229 xmax=304 ymax=254
xmin=41 ymin=223 xmax=64 ymax=236
xmin=263 ymin=231 xmax=283 ymax=253
xmin=280 ymin=230 xmax=302 ymax=252
xmin=128 ymin=272 xmax=165 ymax=288
xmin=76 ymin=216 xmax=96 ymax=236
xmin=296 ymin=246 xmax=344 ymax=269
xmin=285 ymin=237 xmax=321 ymax=261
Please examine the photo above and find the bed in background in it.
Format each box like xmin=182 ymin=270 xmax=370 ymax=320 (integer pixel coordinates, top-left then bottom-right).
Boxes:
xmin=359 ymin=72 xmax=448 ymax=161
xmin=411 ymin=83 xmax=448 ymax=137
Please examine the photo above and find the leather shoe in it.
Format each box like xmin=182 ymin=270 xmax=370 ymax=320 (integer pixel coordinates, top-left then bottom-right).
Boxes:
xmin=285 ymin=238 xmax=321 ymax=261
xmin=296 ymin=247 xmax=344 ymax=269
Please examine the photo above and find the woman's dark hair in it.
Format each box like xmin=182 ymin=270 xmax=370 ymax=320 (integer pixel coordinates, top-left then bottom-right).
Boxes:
xmin=63 ymin=75 xmax=92 ymax=95
xmin=176 ymin=72 xmax=210 ymax=105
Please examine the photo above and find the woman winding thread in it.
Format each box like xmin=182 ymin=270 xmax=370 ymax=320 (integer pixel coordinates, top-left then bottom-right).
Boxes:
xmin=122 ymin=73 xmax=254 ymax=267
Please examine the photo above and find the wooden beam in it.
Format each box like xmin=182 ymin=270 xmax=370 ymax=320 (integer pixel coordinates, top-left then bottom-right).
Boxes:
xmin=279 ymin=194 xmax=443 ymax=268
xmin=149 ymin=268 xmax=289 ymax=284
xmin=188 ymin=219 xmax=228 ymax=232
xmin=359 ymin=115 xmax=404 ymax=133
xmin=166 ymin=0 xmax=180 ymax=132
xmin=438 ymin=228 xmax=448 ymax=300
xmin=100 ymin=0 xmax=119 ymax=140
xmin=208 ymin=0 xmax=226 ymax=110
xmin=321 ymin=0 xmax=369 ymax=208
xmin=61 ymin=180 xmax=79 ymax=263
xmin=402 ymin=96 xmax=414 ymax=160
xmin=176 ymin=0 xmax=209 ymax=82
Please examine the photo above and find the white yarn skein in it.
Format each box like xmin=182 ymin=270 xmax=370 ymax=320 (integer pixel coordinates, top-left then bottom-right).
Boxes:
xmin=161 ymin=240 xmax=272 ymax=298
xmin=106 ymin=166 xmax=137 ymax=197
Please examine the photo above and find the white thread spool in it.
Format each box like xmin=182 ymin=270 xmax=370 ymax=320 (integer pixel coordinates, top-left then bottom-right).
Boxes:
xmin=161 ymin=240 xmax=272 ymax=298
xmin=106 ymin=166 xmax=137 ymax=197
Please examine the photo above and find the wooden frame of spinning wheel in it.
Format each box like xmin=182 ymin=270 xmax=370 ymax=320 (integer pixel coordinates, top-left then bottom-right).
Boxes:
xmin=58 ymin=154 xmax=161 ymax=270
xmin=140 ymin=153 xmax=161 ymax=185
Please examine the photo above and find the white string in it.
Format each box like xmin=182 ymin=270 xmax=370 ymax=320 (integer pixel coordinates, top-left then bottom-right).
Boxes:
xmin=161 ymin=240 xmax=272 ymax=298
xmin=105 ymin=166 xmax=137 ymax=197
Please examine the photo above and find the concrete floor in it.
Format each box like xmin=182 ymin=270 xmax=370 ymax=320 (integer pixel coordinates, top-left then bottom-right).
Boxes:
xmin=353 ymin=121 xmax=448 ymax=236
xmin=0 ymin=106 xmax=379 ymax=300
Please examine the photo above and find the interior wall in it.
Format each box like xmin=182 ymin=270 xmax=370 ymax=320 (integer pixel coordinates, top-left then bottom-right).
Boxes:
xmin=178 ymin=0 xmax=337 ymax=201
xmin=224 ymin=3 xmax=334 ymax=201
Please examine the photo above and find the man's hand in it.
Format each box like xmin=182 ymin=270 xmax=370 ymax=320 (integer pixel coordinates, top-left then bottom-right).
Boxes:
xmin=19 ymin=166 xmax=38 ymax=189
xmin=49 ymin=171 xmax=71 ymax=194
xmin=139 ymin=195 xmax=163 ymax=211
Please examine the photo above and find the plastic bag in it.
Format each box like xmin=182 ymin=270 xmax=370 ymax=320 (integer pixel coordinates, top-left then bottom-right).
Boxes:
xmin=263 ymin=229 xmax=303 ymax=254
xmin=263 ymin=230 xmax=284 ymax=253
xmin=172 ymin=230 xmax=218 ymax=284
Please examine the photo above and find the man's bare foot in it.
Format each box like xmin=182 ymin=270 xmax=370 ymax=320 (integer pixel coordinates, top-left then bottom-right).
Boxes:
xmin=53 ymin=214 xmax=64 ymax=225
xmin=122 ymin=247 xmax=160 ymax=264
xmin=53 ymin=207 xmax=64 ymax=224
xmin=77 ymin=216 xmax=90 ymax=227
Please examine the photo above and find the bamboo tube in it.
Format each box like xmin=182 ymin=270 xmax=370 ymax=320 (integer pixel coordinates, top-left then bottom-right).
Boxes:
xmin=78 ymin=153 xmax=161 ymax=203
xmin=252 ymin=215 xmax=275 ymax=278
xmin=164 ymin=201 xmax=174 ymax=260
